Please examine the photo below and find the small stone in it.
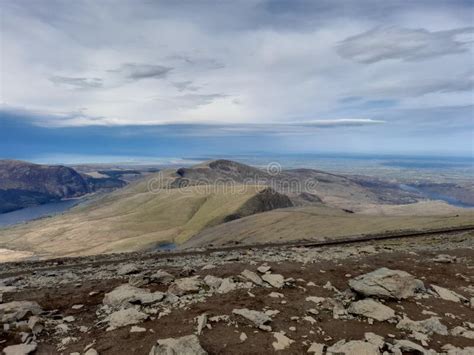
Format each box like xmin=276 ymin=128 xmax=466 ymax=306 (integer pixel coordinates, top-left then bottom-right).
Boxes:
xmin=71 ymin=304 xmax=83 ymax=310
xmin=257 ymin=265 xmax=271 ymax=274
xmin=240 ymin=332 xmax=248 ymax=342
xmin=307 ymin=342 xmax=325 ymax=354
xmin=150 ymin=335 xmax=207 ymax=355
xmin=272 ymin=332 xmax=294 ymax=351
xmin=269 ymin=292 xmax=284 ymax=298
xmin=130 ymin=326 xmax=147 ymax=333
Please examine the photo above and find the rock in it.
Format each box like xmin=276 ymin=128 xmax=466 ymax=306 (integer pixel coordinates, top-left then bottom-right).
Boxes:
xmin=306 ymin=296 xmax=325 ymax=305
xmin=393 ymin=339 xmax=428 ymax=354
xmin=232 ymin=308 xmax=272 ymax=330
xmin=272 ymin=332 xmax=294 ymax=351
xmin=131 ymin=326 xmax=147 ymax=332
xmin=327 ymin=340 xmax=379 ymax=355
xmin=431 ymin=285 xmax=466 ymax=303
xmin=27 ymin=315 xmax=44 ymax=334
xmin=433 ymin=254 xmax=456 ymax=263
xmin=71 ymin=304 xmax=83 ymax=310
xmin=307 ymin=342 xmax=325 ymax=354
xmin=106 ymin=308 xmax=148 ymax=329
xmin=240 ymin=332 xmax=248 ymax=342
xmin=451 ymin=326 xmax=474 ymax=339
xmin=241 ymin=269 xmax=265 ymax=286
xmin=129 ymin=275 xmax=149 ymax=287
xmin=262 ymin=274 xmax=285 ymax=288
xmin=0 ymin=301 xmax=42 ymax=322
xmin=168 ymin=277 xmax=203 ymax=296
xmin=364 ymin=333 xmax=384 ymax=349
xmin=180 ymin=266 xmax=196 ymax=277
xmin=150 ymin=334 xmax=207 ymax=355
xmin=443 ymin=345 xmax=474 ymax=355
xmin=196 ymin=313 xmax=207 ymax=335
xmin=217 ymin=278 xmax=237 ymax=294
xmin=150 ymin=270 xmax=175 ymax=285
xmin=103 ymin=284 xmax=164 ymax=307
xmin=84 ymin=349 xmax=99 ymax=355
xmin=348 ymin=299 xmax=396 ymax=321
xmin=269 ymin=292 xmax=284 ymax=298
xmin=348 ymin=268 xmax=424 ymax=299
xmin=117 ymin=263 xmax=140 ymax=276
xmin=257 ymin=265 xmax=271 ymax=273
xmin=2 ymin=343 xmax=37 ymax=355
xmin=203 ymin=275 xmax=223 ymax=289
xmin=471 ymin=297 xmax=474 ymax=309
xmin=63 ymin=315 xmax=75 ymax=322
xmin=397 ymin=316 xmax=448 ymax=335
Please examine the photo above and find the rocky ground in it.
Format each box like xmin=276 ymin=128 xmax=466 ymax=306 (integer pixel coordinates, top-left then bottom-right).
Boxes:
xmin=1 ymin=231 xmax=473 ymax=354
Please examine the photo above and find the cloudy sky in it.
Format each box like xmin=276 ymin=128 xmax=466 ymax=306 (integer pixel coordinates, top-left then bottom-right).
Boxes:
xmin=1 ymin=0 xmax=473 ymax=161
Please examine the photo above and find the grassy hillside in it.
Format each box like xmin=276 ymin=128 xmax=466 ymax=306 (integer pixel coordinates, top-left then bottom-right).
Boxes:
xmin=183 ymin=202 xmax=474 ymax=248
xmin=0 ymin=183 xmax=291 ymax=257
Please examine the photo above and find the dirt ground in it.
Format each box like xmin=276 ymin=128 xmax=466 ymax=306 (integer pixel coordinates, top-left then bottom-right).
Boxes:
xmin=1 ymin=233 xmax=474 ymax=354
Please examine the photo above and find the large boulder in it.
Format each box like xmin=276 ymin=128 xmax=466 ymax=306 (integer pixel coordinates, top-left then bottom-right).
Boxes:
xmin=348 ymin=268 xmax=424 ymax=299
xmin=103 ymin=284 xmax=164 ymax=308
xmin=150 ymin=334 xmax=207 ymax=355
xmin=348 ymin=299 xmax=396 ymax=322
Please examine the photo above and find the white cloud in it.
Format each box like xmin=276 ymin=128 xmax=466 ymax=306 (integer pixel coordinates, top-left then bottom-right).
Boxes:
xmin=0 ymin=0 xmax=472 ymax=130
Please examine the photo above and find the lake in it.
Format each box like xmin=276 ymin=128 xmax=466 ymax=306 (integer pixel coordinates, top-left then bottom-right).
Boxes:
xmin=0 ymin=199 xmax=82 ymax=227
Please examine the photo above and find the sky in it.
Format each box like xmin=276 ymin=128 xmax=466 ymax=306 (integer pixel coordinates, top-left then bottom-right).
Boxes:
xmin=0 ymin=0 xmax=473 ymax=162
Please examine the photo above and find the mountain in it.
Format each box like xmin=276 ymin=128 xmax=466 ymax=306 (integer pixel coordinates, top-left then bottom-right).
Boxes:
xmin=0 ymin=159 xmax=472 ymax=260
xmin=0 ymin=160 xmax=126 ymax=213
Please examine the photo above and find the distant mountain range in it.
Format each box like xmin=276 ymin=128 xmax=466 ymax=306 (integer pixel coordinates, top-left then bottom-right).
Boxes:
xmin=0 ymin=160 xmax=126 ymax=213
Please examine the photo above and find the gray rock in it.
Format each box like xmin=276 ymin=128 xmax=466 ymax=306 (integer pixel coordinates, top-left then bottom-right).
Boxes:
xmin=397 ymin=316 xmax=448 ymax=336
xmin=451 ymin=326 xmax=474 ymax=339
xmin=103 ymin=284 xmax=164 ymax=307
xmin=2 ymin=343 xmax=37 ymax=355
xmin=0 ymin=301 xmax=42 ymax=323
xmin=217 ymin=278 xmax=237 ymax=294
xmin=272 ymin=332 xmax=294 ymax=351
xmin=433 ymin=254 xmax=456 ymax=263
xmin=431 ymin=284 xmax=466 ymax=303
xmin=84 ymin=349 xmax=99 ymax=355
xmin=233 ymin=308 xmax=272 ymax=329
xmin=262 ymin=273 xmax=285 ymax=288
xmin=117 ymin=263 xmax=140 ymax=276
xmin=241 ymin=269 xmax=265 ymax=286
xmin=150 ymin=334 xmax=207 ymax=355
xmin=168 ymin=277 xmax=203 ymax=296
xmin=393 ymin=339 xmax=429 ymax=354
xmin=150 ymin=270 xmax=175 ymax=285
xmin=307 ymin=342 xmax=325 ymax=354
xmin=348 ymin=299 xmax=396 ymax=321
xmin=349 ymin=268 xmax=424 ymax=299
xmin=106 ymin=308 xmax=148 ymax=329
xmin=203 ymin=275 xmax=223 ymax=289
xmin=326 ymin=340 xmax=379 ymax=355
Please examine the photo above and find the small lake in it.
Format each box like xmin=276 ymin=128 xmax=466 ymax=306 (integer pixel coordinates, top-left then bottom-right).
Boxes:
xmin=0 ymin=199 xmax=82 ymax=227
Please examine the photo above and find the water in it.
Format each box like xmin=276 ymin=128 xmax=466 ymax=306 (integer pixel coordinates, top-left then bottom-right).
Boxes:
xmin=399 ymin=184 xmax=474 ymax=208
xmin=0 ymin=199 xmax=82 ymax=227
xmin=155 ymin=242 xmax=177 ymax=251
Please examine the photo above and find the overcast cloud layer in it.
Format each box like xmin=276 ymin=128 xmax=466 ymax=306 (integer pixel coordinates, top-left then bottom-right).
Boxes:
xmin=0 ymin=0 xmax=473 ymax=157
